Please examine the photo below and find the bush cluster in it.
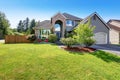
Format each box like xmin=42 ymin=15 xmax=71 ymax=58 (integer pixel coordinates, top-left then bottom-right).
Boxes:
xmin=27 ymin=34 xmax=36 ymax=41
xmin=48 ymin=34 xmax=57 ymax=43
xmin=60 ymin=38 xmax=76 ymax=48
xmin=83 ymin=38 xmax=95 ymax=47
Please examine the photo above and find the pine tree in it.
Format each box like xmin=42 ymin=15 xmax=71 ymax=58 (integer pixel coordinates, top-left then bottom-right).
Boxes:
xmin=25 ymin=17 xmax=29 ymax=31
xmin=29 ymin=19 xmax=36 ymax=34
xmin=17 ymin=20 xmax=23 ymax=32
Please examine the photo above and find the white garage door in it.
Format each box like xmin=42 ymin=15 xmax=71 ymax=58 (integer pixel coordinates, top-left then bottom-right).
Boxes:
xmin=94 ymin=32 xmax=107 ymax=44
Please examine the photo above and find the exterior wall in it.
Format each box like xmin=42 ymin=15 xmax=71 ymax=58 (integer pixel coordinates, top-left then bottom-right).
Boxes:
xmin=74 ymin=20 xmax=81 ymax=26
xmin=51 ymin=13 xmax=66 ymax=37
xmin=91 ymin=15 xmax=109 ymax=44
xmin=66 ymin=20 xmax=80 ymax=31
xmin=110 ymin=29 xmax=119 ymax=44
xmin=35 ymin=29 xmax=40 ymax=39
xmin=35 ymin=29 xmax=51 ymax=39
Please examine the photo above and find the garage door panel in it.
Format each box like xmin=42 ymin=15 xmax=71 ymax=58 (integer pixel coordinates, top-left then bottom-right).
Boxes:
xmin=94 ymin=32 xmax=107 ymax=44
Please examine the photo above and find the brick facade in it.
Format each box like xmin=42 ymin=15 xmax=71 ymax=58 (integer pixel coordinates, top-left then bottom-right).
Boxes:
xmin=51 ymin=13 xmax=66 ymax=38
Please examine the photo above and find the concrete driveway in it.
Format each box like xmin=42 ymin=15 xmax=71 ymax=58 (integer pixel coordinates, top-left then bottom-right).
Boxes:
xmin=91 ymin=44 xmax=120 ymax=56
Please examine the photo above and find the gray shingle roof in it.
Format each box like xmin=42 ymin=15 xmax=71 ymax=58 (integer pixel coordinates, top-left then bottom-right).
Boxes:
xmin=62 ymin=13 xmax=82 ymax=20
xmin=107 ymin=19 xmax=120 ymax=31
xmin=36 ymin=20 xmax=51 ymax=29
xmin=107 ymin=23 xmax=120 ymax=31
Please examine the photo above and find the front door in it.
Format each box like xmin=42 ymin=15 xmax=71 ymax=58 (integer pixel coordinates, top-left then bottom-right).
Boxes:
xmin=55 ymin=31 xmax=61 ymax=39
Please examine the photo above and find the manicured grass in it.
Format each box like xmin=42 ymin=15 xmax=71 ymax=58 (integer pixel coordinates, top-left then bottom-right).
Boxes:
xmin=112 ymin=44 xmax=120 ymax=47
xmin=0 ymin=43 xmax=120 ymax=80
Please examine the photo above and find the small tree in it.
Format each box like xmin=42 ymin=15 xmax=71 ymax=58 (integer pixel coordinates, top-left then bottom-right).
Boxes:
xmin=73 ymin=19 xmax=96 ymax=47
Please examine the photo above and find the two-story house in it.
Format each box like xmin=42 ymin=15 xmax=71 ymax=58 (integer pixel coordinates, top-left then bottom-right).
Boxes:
xmin=34 ymin=12 xmax=110 ymax=44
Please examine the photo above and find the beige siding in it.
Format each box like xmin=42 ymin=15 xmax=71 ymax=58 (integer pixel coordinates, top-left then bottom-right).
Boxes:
xmin=110 ymin=29 xmax=119 ymax=44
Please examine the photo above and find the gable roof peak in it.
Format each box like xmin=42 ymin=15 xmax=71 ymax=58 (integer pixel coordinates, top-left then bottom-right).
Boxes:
xmin=93 ymin=11 xmax=98 ymax=14
xmin=91 ymin=12 xmax=99 ymax=16
xmin=51 ymin=12 xmax=66 ymax=19
xmin=80 ymin=12 xmax=110 ymax=29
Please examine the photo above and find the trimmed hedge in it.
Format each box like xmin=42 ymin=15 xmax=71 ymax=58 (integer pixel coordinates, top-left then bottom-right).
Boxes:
xmin=60 ymin=38 xmax=76 ymax=47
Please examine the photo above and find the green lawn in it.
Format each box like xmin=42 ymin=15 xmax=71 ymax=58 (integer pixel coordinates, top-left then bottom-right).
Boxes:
xmin=0 ymin=43 xmax=120 ymax=80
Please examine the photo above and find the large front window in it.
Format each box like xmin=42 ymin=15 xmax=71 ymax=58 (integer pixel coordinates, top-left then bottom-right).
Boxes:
xmin=39 ymin=29 xmax=50 ymax=39
xmin=66 ymin=20 xmax=73 ymax=26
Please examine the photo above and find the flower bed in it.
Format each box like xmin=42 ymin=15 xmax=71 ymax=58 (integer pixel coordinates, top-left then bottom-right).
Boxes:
xmin=36 ymin=39 xmax=49 ymax=43
xmin=61 ymin=46 xmax=96 ymax=53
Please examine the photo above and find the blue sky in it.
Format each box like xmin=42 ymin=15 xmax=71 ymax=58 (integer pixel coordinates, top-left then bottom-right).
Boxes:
xmin=0 ymin=0 xmax=120 ymax=28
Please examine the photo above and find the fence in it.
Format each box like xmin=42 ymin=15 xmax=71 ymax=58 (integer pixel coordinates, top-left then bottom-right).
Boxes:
xmin=5 ymin=35 xmax=32 ymax=43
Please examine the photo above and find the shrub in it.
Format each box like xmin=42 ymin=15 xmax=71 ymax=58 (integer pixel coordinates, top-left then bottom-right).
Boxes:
xmin=14 ymin=32 xmax=24 ymax=36
xmin=27 ymin=34 xmax=36 ymax=41
xmin=37 ymin=39 xmax=42 ymax=42
xmin=65 ymin=33 xmax=73 ymax=38
xmin=60 ymin=38 xmax=76 ymax=48
xmin=44 ymin=39 xmax=48 ymax=42
xmin=41 ymin=37 xmax=46 ymax=41
xmin=48 ymin=34 xmax=57 ymax=43
xmin=83 ymin=38 xmax=95 ymax=47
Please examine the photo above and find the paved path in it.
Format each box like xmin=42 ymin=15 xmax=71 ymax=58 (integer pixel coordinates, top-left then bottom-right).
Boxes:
xmin=91 ymin=44 xmax=120 ymax=56
xmin=0 ymin=39 xmax=5 ymax=43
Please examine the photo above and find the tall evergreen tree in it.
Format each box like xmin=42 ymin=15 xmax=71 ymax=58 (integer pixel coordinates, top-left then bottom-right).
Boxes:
xmin=25 ymin=17 xmax=29 ymax=31
xmin=17 ymin=20 xmax=23 ymax=32
xmin=29 ymin=19 xmax=36 ymax=34
xmin=17 ymin=17 xmax=29 ymax=32
xmin=0 ymin=11 xmax=10 ymax=38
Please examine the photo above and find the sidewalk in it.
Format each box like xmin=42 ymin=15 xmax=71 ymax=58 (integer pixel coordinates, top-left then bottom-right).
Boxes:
xmin=0 ymin=39 xmax=5 ymax=43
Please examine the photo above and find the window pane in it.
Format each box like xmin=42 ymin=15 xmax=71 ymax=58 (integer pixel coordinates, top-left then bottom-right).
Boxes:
xmin=66 ymin=20 xmax=72 ymax=26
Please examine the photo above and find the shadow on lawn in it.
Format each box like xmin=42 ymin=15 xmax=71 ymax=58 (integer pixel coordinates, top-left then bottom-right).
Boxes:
xmin=68 ymin=51 xmax=84 ymax=55
xmin=92 ymin=50 xmax=120 ymax=63
xmin=33 ymin=42 xmax=56 ymax=45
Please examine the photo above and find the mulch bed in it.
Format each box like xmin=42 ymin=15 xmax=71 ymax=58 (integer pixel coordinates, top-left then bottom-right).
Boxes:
xmin=61 ymin=46 xmax=96 ymax=53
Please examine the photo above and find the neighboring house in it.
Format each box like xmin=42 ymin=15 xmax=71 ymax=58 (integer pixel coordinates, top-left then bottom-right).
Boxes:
xmin=34 ymin=12 xmax=110 ymax=44
xmin=107 ymin=19 xmax=120 ymax=44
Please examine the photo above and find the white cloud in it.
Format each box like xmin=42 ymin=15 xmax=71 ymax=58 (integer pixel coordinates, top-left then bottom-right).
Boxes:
xmin=5 ymin=10 xmax=53 ymax=28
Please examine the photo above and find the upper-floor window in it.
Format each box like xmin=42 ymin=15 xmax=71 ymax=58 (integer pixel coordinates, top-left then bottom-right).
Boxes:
xmin=66 ymin=20 xmax=73 ymax=26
